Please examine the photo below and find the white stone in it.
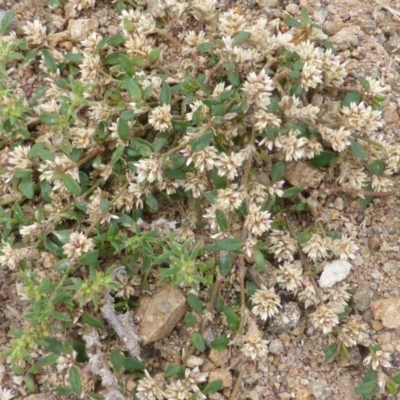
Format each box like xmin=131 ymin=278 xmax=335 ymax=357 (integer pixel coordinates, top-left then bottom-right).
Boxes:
xmin=319 ymin=260 xmax=352 ymax=288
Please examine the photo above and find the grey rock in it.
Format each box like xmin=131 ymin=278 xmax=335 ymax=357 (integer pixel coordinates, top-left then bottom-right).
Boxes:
xmin=329 ymin=26 xmax=360 ymax=51
xmin=353 ymin=286 xmax=372 ymax=312
xmin=284 ymin=161 xmax=324 ymax=190
xmin=309 ymin=380 xmax=333 ymax=400
xmin=372 ymin=298 xmax=400 ymax=329
xmin=267 ymin=302 xmax=301 ymax=334
xmin=68 ymin=18 xmax=99 ymax=42
xmin=352 ymin=14 xmax=376 ymax=35
xmin=338 ymin=346 xmax=362 ymax=367
xmin=246 ymin=261 xmax=277 ymax=289
xmin=269 ymin=339 xmax=284 ymax=355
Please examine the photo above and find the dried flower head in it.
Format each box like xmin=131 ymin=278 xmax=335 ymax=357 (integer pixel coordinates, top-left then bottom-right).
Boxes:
xmin=62 ymin=232 xmax=95 ymax=262
xmin=241 ymin=322 xmax=269 ymax=361
xmin=338 ymin=315 xmax=369 ymax=347
xmin=136 ymin=370 xmax=165 ymax=400
xmin=276 ymin=261 xmax=302 ymax=292
xmin=244 ymin=203 xmax=271 ymax=237
xmin=301 ymin=233 xmax=328 ymax=262
xmin=310 ymin=305 xmax=339 ymax=334
xmin=267 ymin=229 xmax=297 ymax=262
xmin=23 ymin=20 xmax=47 ymax=45
xmin=250 ymin=286 xmax=281 ymax=321
xmin=148 ymin=104 xmax=172 ymax=132
xmin=363 ymin=348 xmax=392 ymax=370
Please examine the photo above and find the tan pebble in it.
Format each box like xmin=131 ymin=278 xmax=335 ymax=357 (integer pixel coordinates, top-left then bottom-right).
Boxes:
xmin=395 ymin=342 xmax=400 ymax=352
xmin=126 ymin=380 xmax=135 ymax=392
xmin=368 ymin=235 xmax=380 ymax=250
xmin=296 ymin=388 xmax=313 ymax=400
xmin=371 ymin=320 xmax=383 ymax=331
xmin=59 ymin=41 xmax=73 ymax=51
xmin=209 ymin=368 xmax=232 ymax=388
xmin=209 ymin=348 xmax=229 ymax=366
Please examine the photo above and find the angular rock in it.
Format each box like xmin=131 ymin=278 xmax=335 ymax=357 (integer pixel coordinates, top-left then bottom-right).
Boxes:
xmin=309 ymin=380 xmax=332 ymax=400
xmin=269 ymin=339 xmax=284 ymax=355
xmin=319 ymin=260 xmax=352 ymax=288
xmin=137 ymin=285 xmax=187 ymax=345
xmin=284 ymin=161 xmax=324 ymax=190
xmin=68 ymin=18 xmax=99 ymax=43
xmin=246 ymin=261 xmax=277 ymax=289
xmin=329 ymin=26 xmax=360 ymax=51
xmin=267 ymin=302 xmax=301 ymax=334
xmin=338 ymin=346 xmax=362 ymax=367
xmin=209 ymin=348 xmax=229 ymax=366
xmin=209 ymin=368 xmax=232 ymax=389
xmin=372 ymin=298 xmax=400 ymax=329
xmin=353 ymin=286 xmax=372 ymax=312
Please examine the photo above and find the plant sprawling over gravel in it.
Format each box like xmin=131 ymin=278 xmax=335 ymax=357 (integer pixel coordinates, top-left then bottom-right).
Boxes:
xmin=0 ymin=0 xmax=398 ymax=398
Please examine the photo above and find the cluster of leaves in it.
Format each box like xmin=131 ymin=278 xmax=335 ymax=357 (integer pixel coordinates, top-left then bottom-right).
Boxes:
xmin=0 ymin=3 xmax=395 ymax=399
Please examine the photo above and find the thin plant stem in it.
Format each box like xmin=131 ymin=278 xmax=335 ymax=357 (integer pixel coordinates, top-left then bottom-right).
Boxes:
xmin=230 ymin=363 xmax=246 ymax=400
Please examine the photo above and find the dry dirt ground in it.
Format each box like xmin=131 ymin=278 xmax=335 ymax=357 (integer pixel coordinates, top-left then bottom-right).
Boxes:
xmin=2 ymin=0 xmax=400 ymax=399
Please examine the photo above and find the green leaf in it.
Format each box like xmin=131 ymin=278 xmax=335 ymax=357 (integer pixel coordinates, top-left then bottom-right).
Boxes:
xmin=211 ymin=335 xmax=229 ymax=350
xmin=42 ymin=49 xmax=58 ymax=73
xmin=203 ymin=379 xmax=223 ymax=394
xmin=51 ymin=311 xmax=71 ymax=322
xmin=123 ymin=78 xmax=142 ymax=101
xmin=119 ymin=54 xmax=135 ymax=76
xmin=79 ymin=250 xmax=99 ymax=266
xmin=223 ymin=305 xmax=240 ymax=331
xmin=111 ymin=147 xmax=124 ymax=164
xmin=338 ymin=307 xmax=352 ymax=319
xmin=184 ymin=312 xmax=197 ymax=326
xmin=20 ymin=177 xmax=34 ymax=199
xmin=62 ymin=174 xmax=81 ymax=196
xmin=191 ymin=332 xmax=206 ymax=352
xmin=53 ymin=229 xmax=72 ymax=244
xmin=308 ymin=151 xmax=336 ymax=168
xmin=354 ymin=369 xmax=378 ymax=400
xmin=349 ymin=139 xmax=368 ymax=159
xmin=160 ymin=82 xmax=171 ymax=105
xmin=110 ymin=350 xmax=125 ymax=372
xmin=215 ymin=209 xmax=229 ymax=232
xmin=341 ymin=91 xmax=361 ymax=108
xmin=39 ymin=113 xmax=60 ymax=124
xmin=298 ymin=231 xmax=311 ymax=244
xmin=38 ymin=354 xmax=59 ymax=367
xmin=117 ymin=117 xmax=130 ymax=141
xmin=300 ymin=8 xmax=312 ymax=25
xmin=124 ymin=357 xmax=145 ymax=371
xmin=254 ymin=249 xmax=265 ymax=270
xmin=82 ymin=313 xmax=104 ymax=329
xmin=64 ymin=53 xmax=84 ymax=63
xmin=187 ymin=293 xmax=203 ymax=313
xmin=109 ymin=34 xmax=125 ymax=46
xmin=358 ymin=76 xmax=370 ymax=91
xmin=0 ymin=10 xmax=14 ymax=35
xmin=211 ymin=168 xmax=227 ymax=189
xmin=386 ymin=379 xmax=398 ymax=394
xmin=282 ymin=187 xmax=302 ymax=198
xmin=284 ymin=18 xmax=302 ymax=28
xmin=323 ymin=342 xmax=338 ymax=362
xmin=215 ymin=238 xmax=244 ymax=251
xmin=145 ymin=194 xmax=159 ymax=212
xmin=164 ymin=364 xmax=185 ymax=379
xmin=219 ymin=250 xmax=232 ymax=276
xmin=197 ymin=42 xmax=216 ymax=53
xmin=189 ymin=132 xmax=213 ymax=152
xmin=370 ymin=160 xmax=386 ymax=176
xmin=148 ymin=48 xmax=161 ymax=63
xmin=131 ymin=56 xmax=147 ymax=67
xmin=69 ymin=366 xmax=82 ymax=396
xmin=233 ymin=31 xmax=250 ymax=45
xmin=360 ymin=184 xmax=373 ymax=210
xmin=271 ymin=161 xmax=285 ymax=182
xmin=391 ymin=373 xmax=400 ymax=385
xmin=25 ymin=377 xmax=37 ymax=393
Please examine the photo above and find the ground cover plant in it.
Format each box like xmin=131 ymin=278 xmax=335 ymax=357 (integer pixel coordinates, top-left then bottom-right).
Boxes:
xmin=1 ymin=0 xmax=400 ymax=398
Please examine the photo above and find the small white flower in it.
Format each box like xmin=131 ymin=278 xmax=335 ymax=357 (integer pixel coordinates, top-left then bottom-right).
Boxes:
xmin=62 ymin=232 xmax=95 ymax=261
xmin=276 ymin=261 xmax=302 ymax=292
xmin=251 ymin=286 xmax=281 ymax=321
xmin=148 ymin=104 xmax=172 ymax=132
xmin=310 ymin=305 xmax=339 ymax=334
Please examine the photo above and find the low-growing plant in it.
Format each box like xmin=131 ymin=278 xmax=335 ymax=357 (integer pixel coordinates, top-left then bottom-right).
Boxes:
xmin=0 ymin=1 xmax=398 ymax=398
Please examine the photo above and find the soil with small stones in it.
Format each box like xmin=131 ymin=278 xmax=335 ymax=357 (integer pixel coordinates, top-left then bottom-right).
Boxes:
xmin=2 ymin=0 xmax=400 ymax=399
